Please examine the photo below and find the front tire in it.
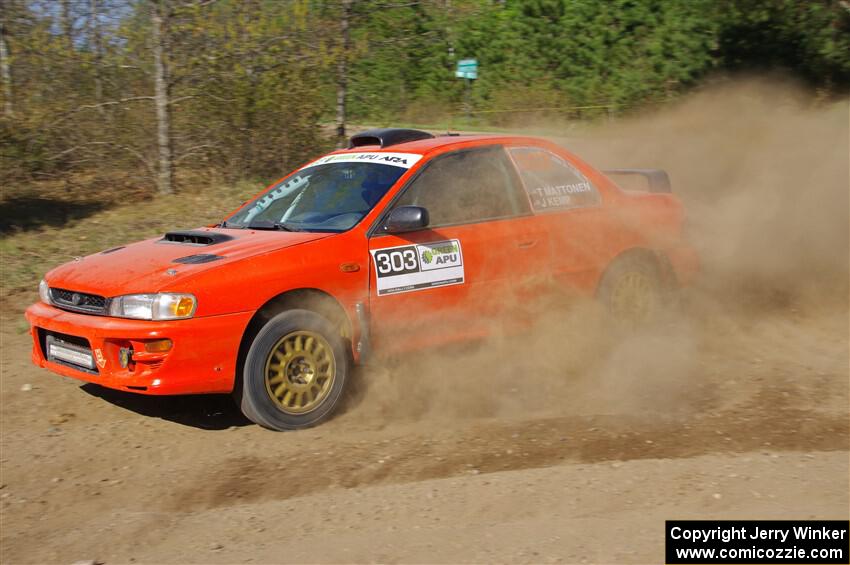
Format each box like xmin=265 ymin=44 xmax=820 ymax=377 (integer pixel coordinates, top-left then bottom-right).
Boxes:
xmin=240 ymin=309 xmax=349 ymax=430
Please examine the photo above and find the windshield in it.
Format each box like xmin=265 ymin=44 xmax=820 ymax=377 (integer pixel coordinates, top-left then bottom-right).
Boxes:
xmin=225 ymin=160 xmax=409 ymax=232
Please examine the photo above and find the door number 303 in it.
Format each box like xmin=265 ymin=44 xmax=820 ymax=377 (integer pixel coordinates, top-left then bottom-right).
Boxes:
xmin=374 ymin=246 xmax=419 ymax=277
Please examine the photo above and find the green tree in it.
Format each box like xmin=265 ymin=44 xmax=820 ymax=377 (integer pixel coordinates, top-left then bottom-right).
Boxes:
xmin=716 ymin=0 xmax=850 ymax=89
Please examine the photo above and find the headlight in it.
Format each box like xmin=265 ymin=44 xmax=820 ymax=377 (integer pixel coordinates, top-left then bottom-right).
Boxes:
xmin=39 ymin=279 xmax=52 ymax=305
xmin=108 ymin=293 xmax=197 ymax=320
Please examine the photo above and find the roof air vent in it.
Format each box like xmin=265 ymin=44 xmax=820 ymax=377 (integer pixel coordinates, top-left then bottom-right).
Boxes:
xmin=349 ymin=128 xmax=434 ymax=149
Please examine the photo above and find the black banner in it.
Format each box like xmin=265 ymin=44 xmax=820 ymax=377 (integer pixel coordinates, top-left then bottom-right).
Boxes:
xmin=666 ymin=520 xmax=849 ymax=564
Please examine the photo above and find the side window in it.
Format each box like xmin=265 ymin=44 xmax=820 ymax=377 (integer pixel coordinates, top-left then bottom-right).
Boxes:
xmin=508 ymin=147 xmax=601 ymax=212
xmin=393 ymin=146 xmax=529 ymax=227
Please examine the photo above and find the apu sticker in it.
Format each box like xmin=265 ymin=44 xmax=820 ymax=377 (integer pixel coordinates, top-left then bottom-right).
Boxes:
xmin=371 ymin=239 xmax=464 ymax=296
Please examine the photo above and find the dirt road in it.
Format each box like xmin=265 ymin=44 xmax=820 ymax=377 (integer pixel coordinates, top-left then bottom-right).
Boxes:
xmin=1 ymin=295 xmax=848 ymax=563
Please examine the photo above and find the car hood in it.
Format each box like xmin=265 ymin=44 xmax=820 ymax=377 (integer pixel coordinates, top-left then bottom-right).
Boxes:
xmin=45 ymin=227 xmax=331 ymax=297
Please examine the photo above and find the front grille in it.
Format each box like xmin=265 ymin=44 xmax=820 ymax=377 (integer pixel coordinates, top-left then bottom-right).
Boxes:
xmin=50 ymin=288 xmax=109 ymax=315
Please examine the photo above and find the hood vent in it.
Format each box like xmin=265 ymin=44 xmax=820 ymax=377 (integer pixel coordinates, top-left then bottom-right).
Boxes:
xmin=101 ymin=246 xmax=125 ymax=255
xmin=160 ymin=230 xmax=234 ymax=246
xmin=173 ymin=253 xmax=224 ymax=264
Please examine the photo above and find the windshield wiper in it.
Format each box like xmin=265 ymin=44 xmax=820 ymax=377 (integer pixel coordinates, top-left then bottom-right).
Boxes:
xmin=246 ymin=219 xmax=302 ymax=232
xmin=217 ymin=220 xmax=249 ymax=229
xmin=273 ymin=222 xmax=302 ymax=232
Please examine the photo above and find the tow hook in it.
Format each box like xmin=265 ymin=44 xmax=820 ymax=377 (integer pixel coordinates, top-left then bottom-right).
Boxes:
xmin=119 ymin=347 xmax=133 ymax=369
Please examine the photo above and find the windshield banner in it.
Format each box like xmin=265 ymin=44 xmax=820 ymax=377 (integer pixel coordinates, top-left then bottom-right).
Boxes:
xmin=302 ymin=152 xmax=423 ymax=170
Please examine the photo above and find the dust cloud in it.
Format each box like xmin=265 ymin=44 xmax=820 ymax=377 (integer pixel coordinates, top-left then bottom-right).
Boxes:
xmin=345 ymin=77 xmax=849 ymax=426
xmin=575 ymin=76 xmax=849 ymax=304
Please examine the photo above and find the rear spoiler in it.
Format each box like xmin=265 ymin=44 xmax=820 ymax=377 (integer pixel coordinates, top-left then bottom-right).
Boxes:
xmin=603 ymin=169 xmax=671 ymax=193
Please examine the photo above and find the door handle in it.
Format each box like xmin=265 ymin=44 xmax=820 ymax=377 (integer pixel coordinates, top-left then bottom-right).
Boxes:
xmin=516 ymin=239 xmax=537 ymax=249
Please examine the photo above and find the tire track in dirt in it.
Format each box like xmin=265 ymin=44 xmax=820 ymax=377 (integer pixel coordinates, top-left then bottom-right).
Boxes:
xmin=171 ymin=394 xmax=848 ymax=512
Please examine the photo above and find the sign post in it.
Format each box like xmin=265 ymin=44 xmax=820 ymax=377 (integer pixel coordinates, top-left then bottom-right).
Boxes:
xmin=455 ymin=58 xmax=478 ymax=120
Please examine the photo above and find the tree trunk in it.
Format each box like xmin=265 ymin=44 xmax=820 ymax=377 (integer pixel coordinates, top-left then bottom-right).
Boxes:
xmin=335 ymin=0 xmax=352 ymax=148
xmin=242 ymin=70 xmax=256 ymax=176
xmin=151 ymin=1 xmax=173 ymax=194
xmin=0 ymin=18 xmax=11 ymax=118
xmin=88 ymin=0 xmax=104 ymax=114
xmin=61 ymin=0 xmax=74 ymax=52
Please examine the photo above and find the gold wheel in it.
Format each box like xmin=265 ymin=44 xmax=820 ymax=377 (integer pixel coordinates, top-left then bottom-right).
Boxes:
xmin=609 ymin=270 xmax=656 ymax=325
xmin=264 ymin=331 xmax=336 ymax=415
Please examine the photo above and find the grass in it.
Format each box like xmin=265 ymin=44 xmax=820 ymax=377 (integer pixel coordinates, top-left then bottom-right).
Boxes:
xmin=0 ymin=180 xmax=263 ymax=311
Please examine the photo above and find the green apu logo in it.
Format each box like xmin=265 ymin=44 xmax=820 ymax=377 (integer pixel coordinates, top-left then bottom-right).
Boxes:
xmin=421 ymin=242 xmax=458 ymax=265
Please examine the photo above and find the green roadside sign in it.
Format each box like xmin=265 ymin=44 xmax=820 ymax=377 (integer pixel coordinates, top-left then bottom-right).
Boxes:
xmin=455 ymin=58 xmax=478 ymax=80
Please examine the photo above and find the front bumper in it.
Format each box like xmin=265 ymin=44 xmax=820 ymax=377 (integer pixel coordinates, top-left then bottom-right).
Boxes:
xmin=25 ymin=302 xmax=254 ymax=395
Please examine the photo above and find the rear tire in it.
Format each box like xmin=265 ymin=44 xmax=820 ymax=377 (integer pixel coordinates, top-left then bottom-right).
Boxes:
xmin=597 ymin=254 xmax=663 ymax=328
xmin=239 ymin=309 xmax=349 ymax=430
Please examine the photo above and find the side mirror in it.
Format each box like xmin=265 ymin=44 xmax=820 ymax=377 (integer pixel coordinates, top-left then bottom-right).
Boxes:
xmin=383 ymin=206 xmax=430 ymax=234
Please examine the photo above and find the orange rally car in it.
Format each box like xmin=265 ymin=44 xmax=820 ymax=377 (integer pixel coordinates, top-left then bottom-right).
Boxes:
xmin=25 ymin=129 xmax=698 ymax=430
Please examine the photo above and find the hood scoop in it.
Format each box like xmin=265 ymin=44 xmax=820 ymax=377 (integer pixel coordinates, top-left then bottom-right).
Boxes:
xmin=160 ymin=230 xmax=234 ymax=246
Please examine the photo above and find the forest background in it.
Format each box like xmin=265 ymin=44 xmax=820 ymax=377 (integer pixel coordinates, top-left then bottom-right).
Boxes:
xmin=0 ymin=0 xmax=847 ymax=231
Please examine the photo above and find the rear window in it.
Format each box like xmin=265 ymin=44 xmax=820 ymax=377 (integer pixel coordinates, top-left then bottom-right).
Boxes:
xmin=509 ymin=147 xmax=601 ymax=212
